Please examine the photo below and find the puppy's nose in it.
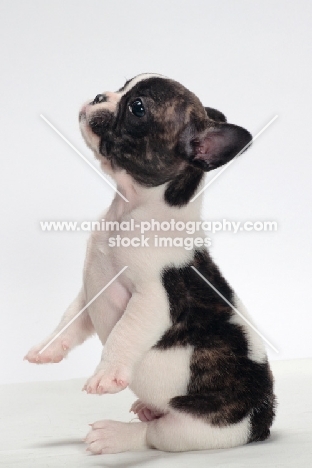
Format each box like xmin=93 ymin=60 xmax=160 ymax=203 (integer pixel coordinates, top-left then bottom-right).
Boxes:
xmin=92 ymin=94 xmax=107 ymax=105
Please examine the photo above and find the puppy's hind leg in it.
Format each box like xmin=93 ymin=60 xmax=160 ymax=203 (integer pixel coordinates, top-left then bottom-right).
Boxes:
xmin=85 ymin=406 xmax=250 ymax=454
xmin=130 ymin=399 xmax=164 ymax=422
xmin=146 ymin=409 xmax=250 ymax=452
xmin=24 ymin=288 xmax=94 ymax=364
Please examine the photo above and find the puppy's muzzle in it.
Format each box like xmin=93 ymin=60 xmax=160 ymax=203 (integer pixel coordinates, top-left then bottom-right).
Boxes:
xmin=89 ymin=109 xmax=113 ymax=136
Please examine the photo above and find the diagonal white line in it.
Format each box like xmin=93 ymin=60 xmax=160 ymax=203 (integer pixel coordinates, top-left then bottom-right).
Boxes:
xmin=40 ymin=114 xmax=129 ymax=203
xmin=38 ymin=266 xmax=128 ymax=354
xmin=191 ymin=266 xmax=279 ymax=353
xmin=190 ymin=115 xmax=278 ymax=202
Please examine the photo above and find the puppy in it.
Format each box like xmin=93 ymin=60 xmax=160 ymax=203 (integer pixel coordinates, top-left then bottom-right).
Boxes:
xmin=25 ymin=73 xmax=276 ymax=454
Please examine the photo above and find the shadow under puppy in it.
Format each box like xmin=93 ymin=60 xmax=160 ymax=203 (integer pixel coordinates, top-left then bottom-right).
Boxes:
xmin=25 ymin=73 xmax=276 ymax=454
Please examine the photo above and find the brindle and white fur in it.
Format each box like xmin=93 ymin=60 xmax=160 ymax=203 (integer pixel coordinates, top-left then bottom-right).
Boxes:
xmin=25 ymin=74 xmax=275 ymax=454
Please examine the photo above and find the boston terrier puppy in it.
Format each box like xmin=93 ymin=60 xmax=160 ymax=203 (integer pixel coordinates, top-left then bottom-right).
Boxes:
xmin=25 ymin=74 xmax=276 ymax=454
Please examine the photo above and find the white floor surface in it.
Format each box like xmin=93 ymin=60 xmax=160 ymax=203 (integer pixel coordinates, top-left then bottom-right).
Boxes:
xmin=0 ymin=359 xmax=311 ymax=467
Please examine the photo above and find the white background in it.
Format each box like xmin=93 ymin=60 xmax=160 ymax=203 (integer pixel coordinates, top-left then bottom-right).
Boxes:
xmin=1 ymin=0 xmax=311 ymax=385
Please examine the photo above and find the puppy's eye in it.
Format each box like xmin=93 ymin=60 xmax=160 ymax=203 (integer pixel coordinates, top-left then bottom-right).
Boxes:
xmin=129 ymin=99 xmax=145 ymax=117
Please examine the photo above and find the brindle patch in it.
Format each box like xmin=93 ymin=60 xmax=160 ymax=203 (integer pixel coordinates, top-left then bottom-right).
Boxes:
xmin=155 ymin=250 xmax=276 ymax=442
xmin=164 ymin=166 xmax=204 ymax=207
xmin=96 ymin=78 xmax=210 ymax=188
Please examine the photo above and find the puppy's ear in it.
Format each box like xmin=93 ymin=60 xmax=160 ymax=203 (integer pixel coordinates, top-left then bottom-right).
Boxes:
xmin=188 ymin=122 xmax=252 ymax=172
xmin=205 ymin=107 xmax=227 ymax=123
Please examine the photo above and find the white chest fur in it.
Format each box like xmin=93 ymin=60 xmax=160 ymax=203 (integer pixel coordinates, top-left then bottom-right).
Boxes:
xmin=82 ymin=177 xmax=203 ymax=344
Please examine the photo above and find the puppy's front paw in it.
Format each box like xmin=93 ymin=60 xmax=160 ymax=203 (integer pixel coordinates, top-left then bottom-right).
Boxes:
xmin=24 ymin=338 xmax=70 ymax=364
xmin=83 ymin=367 xmax=129 ymax=394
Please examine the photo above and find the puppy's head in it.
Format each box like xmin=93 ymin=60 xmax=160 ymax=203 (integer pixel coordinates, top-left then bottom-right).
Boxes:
xmin=79 ymin=74 xmax=252 ymax=195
